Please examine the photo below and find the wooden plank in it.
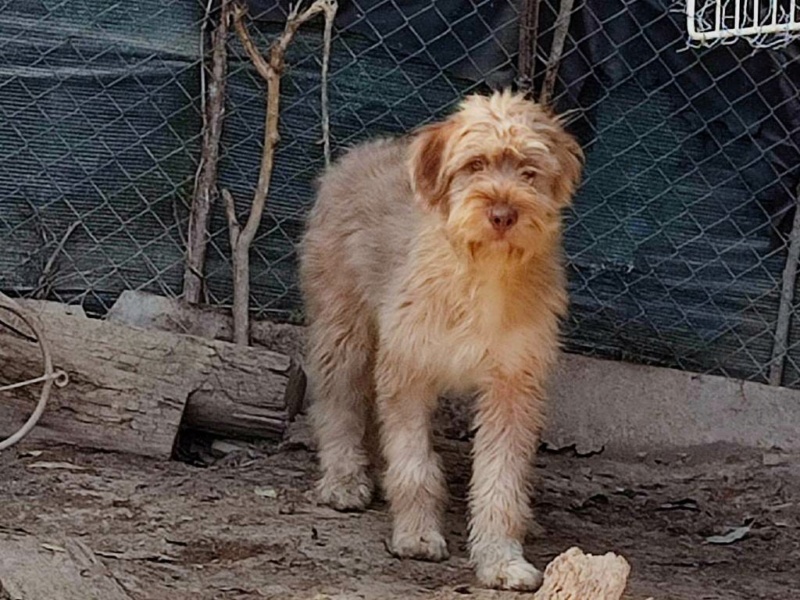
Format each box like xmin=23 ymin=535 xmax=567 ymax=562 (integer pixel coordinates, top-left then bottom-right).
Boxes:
xmin=0 ymin=536 xmax=132 ymax=600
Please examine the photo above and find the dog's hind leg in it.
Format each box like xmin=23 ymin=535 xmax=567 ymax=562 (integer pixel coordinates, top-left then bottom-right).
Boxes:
xmin=307 ymin=300 xmax=376 ymax=512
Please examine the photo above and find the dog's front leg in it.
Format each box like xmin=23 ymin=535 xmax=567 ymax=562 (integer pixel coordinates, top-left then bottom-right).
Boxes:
xmin=469 ymin=372 xmax=545 ymax=591
xmin=375 ymin=352 xmax=449 ymax=562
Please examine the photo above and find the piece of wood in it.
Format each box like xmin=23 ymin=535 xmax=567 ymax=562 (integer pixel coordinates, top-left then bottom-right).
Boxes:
xmin=107 ymin=290 xmax=307 ymax=360
xmin=0 ymin=535 xmax=132 ymax=600
xmin=517 ymin=0 xmax=541 ymax=95
xmin=225 ymin=0 xmax=337 ymax=345
xmin=183 ymin=0 xmax=232 ymax=304
xmin=0 ymin=300 xmax=305 ymax=457
xmin=107 ymin=291 xmax=308 ymax=414
xmin=181 ymin=334 xmax=306 ymax=440
xmin=768 ymin=183 xmax=800 ymax=385
xmin=539 ymin=0 xmax=576 ymax=105
xmin=533 ymin=546 xmax=630 ymax=600
xmin=0 ymin=301 xmax=184 ymax=458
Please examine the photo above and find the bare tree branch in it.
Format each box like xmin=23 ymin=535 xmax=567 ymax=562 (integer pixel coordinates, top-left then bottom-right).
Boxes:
xmin=517 ymin=0 xmax=541 ymax=96
xmin=226 ymin=0 xmax=337 ymax=345
xmin=183 ymin=0 xmax=232 ymax=304
xmin=221 ymin=188 xmax=240 ymax=247
xmin=769 ymin=183 xmax=800 ymax=386
xmin=540 ymin=0 xmax=575 ymax=105
xmin=34 ymin=220 xmax=81 ymax=300
xmin=320 ymin=1 xmax=335 ymax=166
xmin=232 ymin=4 xmax=272 ymax=81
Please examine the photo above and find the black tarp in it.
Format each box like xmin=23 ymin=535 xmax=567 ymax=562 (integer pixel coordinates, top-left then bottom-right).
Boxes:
xmin=537 ymin=0 xmax=800 ymax=383
xmin=247 ymin=0 xmax=521 ymax=86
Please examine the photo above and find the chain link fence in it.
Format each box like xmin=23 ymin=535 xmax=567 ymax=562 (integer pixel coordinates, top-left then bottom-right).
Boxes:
xmin=1 ymin=0 xmax=799 ymax=386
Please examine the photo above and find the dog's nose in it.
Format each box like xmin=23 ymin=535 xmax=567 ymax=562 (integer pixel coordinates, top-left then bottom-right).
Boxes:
xmin=487 ymin=204 xmax=518 ymax=232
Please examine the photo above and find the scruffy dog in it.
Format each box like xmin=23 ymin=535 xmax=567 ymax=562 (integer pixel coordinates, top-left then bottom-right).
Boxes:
xmin=299 ymin=90 xmax=582 ymax=591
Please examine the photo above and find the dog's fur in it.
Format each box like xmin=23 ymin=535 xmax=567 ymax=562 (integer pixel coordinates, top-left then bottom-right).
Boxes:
xmin=299 ymin=90 xmax=582 ymax=591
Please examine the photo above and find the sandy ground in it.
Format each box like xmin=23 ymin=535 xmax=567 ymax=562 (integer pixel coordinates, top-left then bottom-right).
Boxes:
xmin=1 ymin=425 xmax=798 ymax=600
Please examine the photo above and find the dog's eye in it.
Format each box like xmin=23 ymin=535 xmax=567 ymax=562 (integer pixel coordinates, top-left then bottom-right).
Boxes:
xmin=467 ymin=159 xmax=486 ymax=173
xmin=521 ymin=170 xmax=537 ymax=184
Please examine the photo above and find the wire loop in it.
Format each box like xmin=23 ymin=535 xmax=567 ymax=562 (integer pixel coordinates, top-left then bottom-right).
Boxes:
xmin=0 ymin=293 xmax=65 ymax=451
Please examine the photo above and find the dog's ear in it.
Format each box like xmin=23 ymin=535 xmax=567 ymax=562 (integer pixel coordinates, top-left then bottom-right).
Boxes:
xmin=408 ymin=121 xmax=453 ymax=211
xmin=549 ymin=129 xmax=583 ymax=208
xmin=513 ymin=97 xmax=584 ymax=208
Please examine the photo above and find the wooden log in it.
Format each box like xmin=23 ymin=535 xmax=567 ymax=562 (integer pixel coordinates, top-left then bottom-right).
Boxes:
xmin=107 ymin=290 xmax=307 ymax=360
xmin=0 ymin=300 xmax=305 ymax=457
xmin=107 ymin=290 xmax=309 ymax=413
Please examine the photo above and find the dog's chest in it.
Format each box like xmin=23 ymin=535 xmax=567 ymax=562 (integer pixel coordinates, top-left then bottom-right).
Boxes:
xmin=386 ymin=273 xmax=537 ymax=391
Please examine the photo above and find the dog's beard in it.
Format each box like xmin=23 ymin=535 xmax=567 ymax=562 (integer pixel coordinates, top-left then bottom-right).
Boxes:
xmin=466 ymin=240 xmax=530 ymax=267
xmin=445 ymin=196 xmax=556 ymax=267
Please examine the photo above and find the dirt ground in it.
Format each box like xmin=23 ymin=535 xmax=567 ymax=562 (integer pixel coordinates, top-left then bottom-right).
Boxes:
xmin=1 ymin=424 xmax=798 ymax=600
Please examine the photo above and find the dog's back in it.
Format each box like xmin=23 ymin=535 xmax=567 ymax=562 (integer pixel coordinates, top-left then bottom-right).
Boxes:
xmin=300 ymin=137 xmax=419 ymax=320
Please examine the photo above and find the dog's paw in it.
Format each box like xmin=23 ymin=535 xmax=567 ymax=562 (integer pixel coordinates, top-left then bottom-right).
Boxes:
xmin=317 ymin=470 xmax=374 ymax=511
xmin=389 ymin=529 xmax=449 ymax=562
xmin=473 ymin=541 xmax=543 ymax=591
xmin=477 ymin=556 xmax=543 ymax=591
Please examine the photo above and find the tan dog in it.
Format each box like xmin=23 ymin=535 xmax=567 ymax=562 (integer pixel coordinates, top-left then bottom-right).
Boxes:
xmin=300 ymin=90 xmax=582 ymax=591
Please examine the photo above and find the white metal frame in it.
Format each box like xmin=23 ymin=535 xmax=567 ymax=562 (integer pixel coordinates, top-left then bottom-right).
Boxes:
xmin=687 ymin=0 xmax=800 ymax=44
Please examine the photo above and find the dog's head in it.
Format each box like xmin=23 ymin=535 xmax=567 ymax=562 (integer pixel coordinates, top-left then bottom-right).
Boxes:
xmin=408 ymin=90 xmax=583 ymax=263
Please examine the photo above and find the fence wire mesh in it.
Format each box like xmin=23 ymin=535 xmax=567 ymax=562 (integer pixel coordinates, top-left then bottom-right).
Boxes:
xmin=0 ymin=0 xmax=799 ymax=386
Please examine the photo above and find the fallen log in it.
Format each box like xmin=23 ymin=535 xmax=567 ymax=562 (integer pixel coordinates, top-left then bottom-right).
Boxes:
xmin=0 ymin=301 xmax=305 ymax=457
xmin=107 ymin=290 xmax=309 ymax=413
xmin=107 ymin=290 xmax=307 ymax=360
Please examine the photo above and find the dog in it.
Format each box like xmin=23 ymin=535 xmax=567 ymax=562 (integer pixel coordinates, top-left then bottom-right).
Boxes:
xmin=299 ymin=89 xmax=582 ymax=591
